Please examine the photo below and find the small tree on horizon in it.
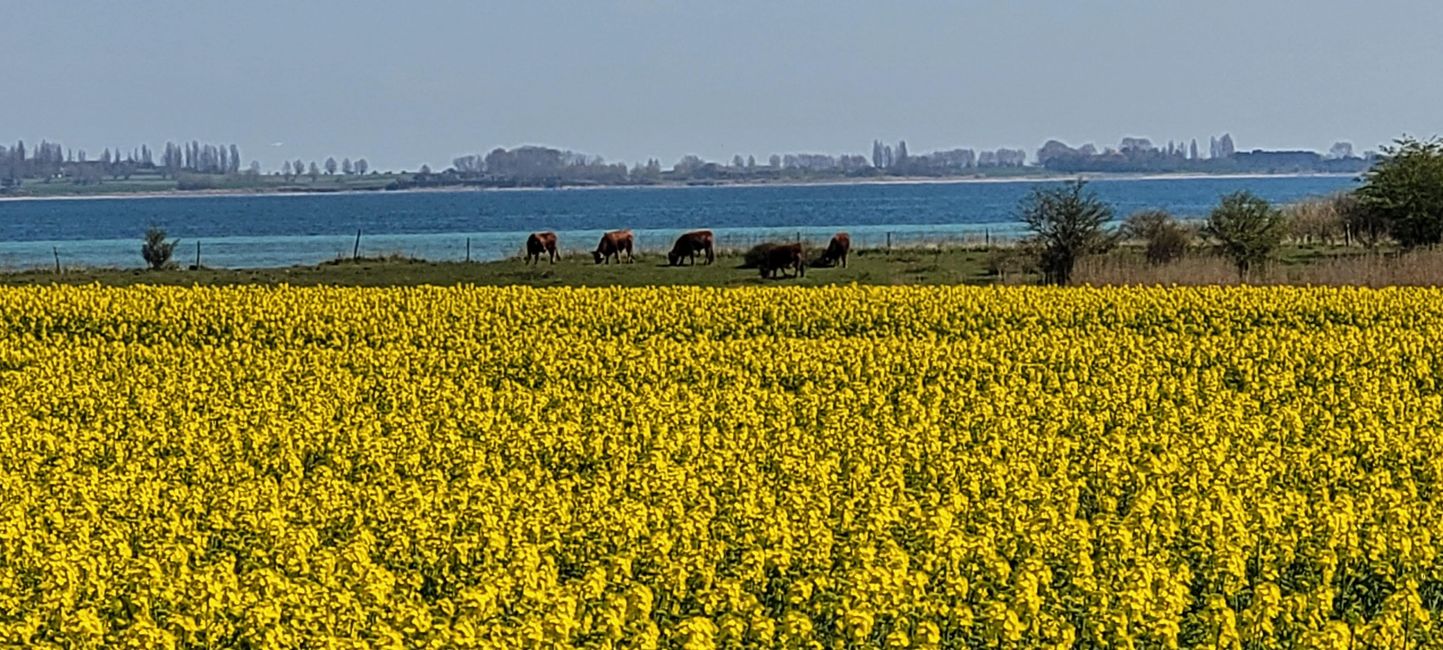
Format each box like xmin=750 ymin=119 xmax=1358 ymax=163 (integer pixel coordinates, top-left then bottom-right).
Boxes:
xmin=1017 ymin=178 xmax=1117 ymax=285
xmin=1203 ymin=191 xmax=1287 ymax=279
xmin=141 ymin=226 xmax=177 ymax=270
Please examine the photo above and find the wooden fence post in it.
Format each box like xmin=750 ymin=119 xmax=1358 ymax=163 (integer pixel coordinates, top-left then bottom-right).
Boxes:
xmin=353 ymin=229 xmax=362 ymax=260
xmin=195 ymin=240 xmax=201 ymax=269
xmin=466 ymin=237 xmax=471 ymax=263
xmin=53 ymin=247 xmax=60 ymax=274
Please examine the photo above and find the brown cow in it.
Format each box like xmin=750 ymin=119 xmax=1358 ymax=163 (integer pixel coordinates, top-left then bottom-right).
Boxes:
xmin=667 ymin=230 xmax=715 ymax=266
xmin=592 ymin=229 xmax=635 ymax=264
xmin=759 ymin=243 xmax=805 ymax=279
xmin=525 ymin=231 xmax=558 ymax=264
xmin=817 ymin=232 xmax=850 ymax=268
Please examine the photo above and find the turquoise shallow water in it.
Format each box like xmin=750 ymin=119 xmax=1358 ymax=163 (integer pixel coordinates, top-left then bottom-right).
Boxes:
xmin=0 ymin=175 xmax=1356 ymax=269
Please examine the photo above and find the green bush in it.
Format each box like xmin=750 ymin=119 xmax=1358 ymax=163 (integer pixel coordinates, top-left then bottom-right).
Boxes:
xmin=1203 ymin=192 xmax=1286 ymax=278
xmin=141 ymin=227 xmax=178 ymax=270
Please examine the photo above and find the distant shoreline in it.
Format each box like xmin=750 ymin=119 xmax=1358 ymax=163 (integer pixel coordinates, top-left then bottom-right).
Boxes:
xmin=0 ymin=171 xmax=1360 ymax=203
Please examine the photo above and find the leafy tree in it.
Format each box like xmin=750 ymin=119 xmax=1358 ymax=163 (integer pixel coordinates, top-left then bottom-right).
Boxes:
xmin=1203 ymin=191 xmax=1287 ymax=278
xmin=1017 ymin=179 xmax=1117 ymax=285
xmin=342 ymin=158 xmax=354 ymax=175
xmin=141 ymin=227 xmax=177 ymax=270
xmin=1355 ymin=136 xmax=1443 ymax=248
xmin=308 ymin=161 xmax=320 ymax=181
xmin=1123 ymin=209 xmax=1192 ymax=265
xmin=355 ymin=159 xmax=369 ymax=175
xmin=325 ymin=157 xmax=338 ymax=175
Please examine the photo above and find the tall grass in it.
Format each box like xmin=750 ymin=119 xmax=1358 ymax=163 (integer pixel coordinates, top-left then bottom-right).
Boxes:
xmin=1075 ymin=249 xmax=1443 ymax=287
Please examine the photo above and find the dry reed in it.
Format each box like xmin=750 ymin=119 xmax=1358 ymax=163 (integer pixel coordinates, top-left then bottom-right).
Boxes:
xmin=1074 ymin=249 xmax=1443 ymax=287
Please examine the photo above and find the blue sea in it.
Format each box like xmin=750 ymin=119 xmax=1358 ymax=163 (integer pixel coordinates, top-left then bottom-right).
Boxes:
xmin=0 ymin=175 xmax=1357 ymax=269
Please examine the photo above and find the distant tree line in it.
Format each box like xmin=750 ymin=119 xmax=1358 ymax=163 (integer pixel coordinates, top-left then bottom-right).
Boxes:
xmin=160 ymin=141 xmax=243 ymax=176
xmin=1035 ymin=134 xmax=1374 ymax=174
xmin=436 ymin=134 xmax=1366 ymax=189
xmin=0 ymin=138 xmax=380 ymax=192
xmin=0 ymin=139 xmax=253 ymax=187
xmin=427 ymin=140 xmax=1031 ymax=189
xmin=279 ymin=157 xmax=370 ymax=182
xmin=0 ymin=131 xmax=1382 ymax=194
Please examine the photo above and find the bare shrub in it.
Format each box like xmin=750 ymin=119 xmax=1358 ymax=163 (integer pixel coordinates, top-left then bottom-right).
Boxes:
xmin=1286 ymin=196 xmax=1346 ymax=245
xmin=1122 ymin=210 xmax=1194 ymax=265
xmin=1335 ymin=192 xmax=1387 ymax=248
xmin=1017 ymin=179 xmax=1117 ymax=284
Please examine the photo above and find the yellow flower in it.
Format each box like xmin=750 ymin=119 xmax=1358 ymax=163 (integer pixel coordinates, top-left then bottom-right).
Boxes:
xmin=3 ymin=284 xmax=1442 ymax=646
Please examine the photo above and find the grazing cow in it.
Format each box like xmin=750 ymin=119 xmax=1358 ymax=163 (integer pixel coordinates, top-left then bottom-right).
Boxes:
xmin=668 ymin=230 xmax=715 ymax=266
xmin=759 ymin=243 xmax=806 ymax=279
xmin=818 ymin=232 xmax=851 ymax=268
xmin=592 ymin=229 xmax=635 ymax=264
xmin=525 ymin=231 xmax=558 ymax=264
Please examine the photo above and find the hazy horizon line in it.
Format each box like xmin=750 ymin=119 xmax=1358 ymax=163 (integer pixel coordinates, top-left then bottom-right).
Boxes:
xmin=1 ymin=131 xmax=1402 ymax=173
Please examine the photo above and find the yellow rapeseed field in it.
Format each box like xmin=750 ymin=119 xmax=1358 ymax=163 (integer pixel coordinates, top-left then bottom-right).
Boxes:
xmin=1 ymin=285 xmax=1442 ymax=648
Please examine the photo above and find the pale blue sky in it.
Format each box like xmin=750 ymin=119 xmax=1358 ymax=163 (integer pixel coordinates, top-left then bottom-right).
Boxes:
xmin=5 ymin=0 xmax=1440 ymax=171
